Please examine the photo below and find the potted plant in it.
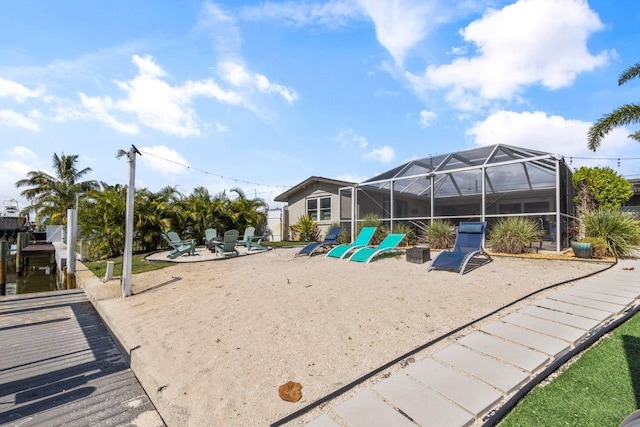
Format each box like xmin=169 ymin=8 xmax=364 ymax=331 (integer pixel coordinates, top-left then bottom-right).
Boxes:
xmin=571 ymin=240 xmax=592 ymax=258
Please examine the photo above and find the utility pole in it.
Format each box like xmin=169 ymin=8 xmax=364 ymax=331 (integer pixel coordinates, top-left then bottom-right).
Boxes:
xmin=118 ymin=145 xmax=141 ymax=298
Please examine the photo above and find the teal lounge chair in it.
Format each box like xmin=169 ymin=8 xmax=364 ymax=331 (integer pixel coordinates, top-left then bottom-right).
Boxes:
xmin=326 ymin=226 xmax=377 ymax=259
xmin=348 ymin=233 xmax=406 ymax=263
xmin=204 ymin=228 xmax=218 ymax=250
xmin=426 ymin=222 xmax=492 ymax=275
xmin=215 ymin=229 xmax=240 ymax=258
xmin=163 ymin=232 xmax=196 ymax=259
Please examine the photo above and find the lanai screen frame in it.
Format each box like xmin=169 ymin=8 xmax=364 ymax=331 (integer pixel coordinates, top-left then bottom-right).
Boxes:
xmin=338 ymin=144 xmax=576 ymax=252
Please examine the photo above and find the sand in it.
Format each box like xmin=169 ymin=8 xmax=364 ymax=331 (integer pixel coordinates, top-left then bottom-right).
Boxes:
xmin=83 ymin=247 xmax=611 ymax=426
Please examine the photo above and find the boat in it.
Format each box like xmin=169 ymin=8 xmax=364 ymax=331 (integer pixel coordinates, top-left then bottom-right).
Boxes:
xmin=2 ymin=199 xmax=20 ymax=217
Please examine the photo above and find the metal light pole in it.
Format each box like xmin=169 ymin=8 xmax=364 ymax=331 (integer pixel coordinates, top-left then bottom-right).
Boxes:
xmin=118 ymin=145 xmax=141 ymax=297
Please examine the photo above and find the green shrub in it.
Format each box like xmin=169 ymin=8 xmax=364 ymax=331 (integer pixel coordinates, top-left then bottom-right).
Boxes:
xmin=423 ymin=220 xmax=455 ymax=249
xmin=489 ymin=217 xmax=543 ymax=254
xmin=289 ymin=215 xmax=320 ymax=242
xmin=583 ymin=208 xmax=640 ymax=257
xmin=578 ymin=236 xmax=608 ymax=258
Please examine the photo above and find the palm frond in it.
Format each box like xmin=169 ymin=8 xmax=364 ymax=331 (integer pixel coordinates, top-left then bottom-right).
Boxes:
xmin=587 ymin=103 xmax=640 ymax=150
xmin=618 ymin=62 xmax=640 ymax=86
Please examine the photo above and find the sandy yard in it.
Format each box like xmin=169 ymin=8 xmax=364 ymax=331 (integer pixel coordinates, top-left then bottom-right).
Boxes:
xmin=83 ymin=247 xmax=611 ymax=426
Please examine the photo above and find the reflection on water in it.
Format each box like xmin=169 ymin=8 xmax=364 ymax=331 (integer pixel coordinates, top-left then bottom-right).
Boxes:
xmin=1 ymin=254 xmax=59 ymax=296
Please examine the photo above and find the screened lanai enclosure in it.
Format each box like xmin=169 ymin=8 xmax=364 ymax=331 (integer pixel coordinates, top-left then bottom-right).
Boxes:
xmin=339 ymin=144 xmax=576 ymax=252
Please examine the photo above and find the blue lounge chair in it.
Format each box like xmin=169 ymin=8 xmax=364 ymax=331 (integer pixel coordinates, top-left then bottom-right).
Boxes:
xmin=348 ymin=233 xmax=406 ymax=263
xmin=426 ymin=222 xmax=492 ymax=275
xmin=326 ymin=226 xmax=377 ymax=260
xmin=215 ymin=229 xmax=240 ymax=258
xmin=296 ymin=226 xmax=344 ymax=257
xmin=163 ymin=232 xmax=196 ymax=259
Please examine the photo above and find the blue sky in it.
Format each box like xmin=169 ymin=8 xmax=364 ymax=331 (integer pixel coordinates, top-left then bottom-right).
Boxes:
xmin=2 ymin=0 xmax=640 ymax=208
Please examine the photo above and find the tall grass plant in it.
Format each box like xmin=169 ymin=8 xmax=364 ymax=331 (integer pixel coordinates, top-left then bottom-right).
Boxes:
xmin=488 ymin=217 xmax=543 ymax=254
xmin=583 ymin=208 xmax=640 ymax=257
xmin=423 ymin=220 xmax=455 ymax=249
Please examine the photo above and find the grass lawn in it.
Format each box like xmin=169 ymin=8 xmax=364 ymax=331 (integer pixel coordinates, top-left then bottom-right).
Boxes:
xmin=262 ymin=240 xmax=309 ymax=248
xmin=500 ymin=310 xmax=640 ymax=427
xmin=83 ymin=253 xmax=172 ymax=278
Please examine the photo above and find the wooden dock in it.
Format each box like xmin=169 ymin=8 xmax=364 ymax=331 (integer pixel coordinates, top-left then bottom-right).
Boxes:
xmin=0 ymin=290 xmax=164 ymax=426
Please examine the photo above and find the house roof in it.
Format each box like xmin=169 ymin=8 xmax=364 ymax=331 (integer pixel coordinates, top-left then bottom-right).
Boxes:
xmin=274 ymin=176 xmax=355 ymax=202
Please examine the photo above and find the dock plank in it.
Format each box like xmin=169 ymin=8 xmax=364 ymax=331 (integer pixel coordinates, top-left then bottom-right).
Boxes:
xmin=0 ymin=290 xmax=164 ymax=427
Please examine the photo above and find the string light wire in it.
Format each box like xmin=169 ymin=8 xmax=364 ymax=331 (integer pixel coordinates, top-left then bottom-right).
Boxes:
xmin=139 ymin=148 xmax=291 ymax=191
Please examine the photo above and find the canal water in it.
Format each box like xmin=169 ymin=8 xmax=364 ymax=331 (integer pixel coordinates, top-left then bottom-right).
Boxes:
xmin=1 ymin=248 xmax=58 ymax=296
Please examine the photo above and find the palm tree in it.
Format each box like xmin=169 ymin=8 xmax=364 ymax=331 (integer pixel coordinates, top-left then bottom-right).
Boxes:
xmin=228 ymin=188 xmax=268 ymax=232
xmin=588 ymin=62 xmax=640 ymax=151
xmin=16 ymin=153 xmax=99 ymax=227
xmin=135 ymin=188 xmax=175 ymax=252
xmin=78 ymin=183 xmax=127 ymax=259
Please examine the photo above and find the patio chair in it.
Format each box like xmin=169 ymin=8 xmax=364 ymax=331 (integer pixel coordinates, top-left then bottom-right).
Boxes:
xmin=426 ymin=222 xmax=492 ymax=275
xmin=348 ymin=233 xmax=406 ymax=264
xmin=204 ymin=228 xmax=218 ymax=250
xmin=215 ymin=229 xmax=240 ymax=258
xmin=162 ymin=232 xmax=196 ymax=259
xmin=296 ymin=226 xmax=344 ymax=257
xmin=237 ymin=226 xmax=269 ymax=251
xmin=326 ymin=226 xmax=377 ymax=260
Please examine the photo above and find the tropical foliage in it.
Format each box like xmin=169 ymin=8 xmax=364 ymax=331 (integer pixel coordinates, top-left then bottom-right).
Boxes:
xmin=572 ymin=166 xmax=632 ymax=213
xmin=583 ymin=208 xmax=640 ymax=257
xmin=78 ymin=183 xmax=127 ymax=259
xmin=77 ymin=184 xmax=268 ymax=259
xmin=289 ymin=214 xmax=320 ymax=242
xmin=423 ymin=220 xmax=455 ymax=249
xmin=588 ymin=61 xmax=640 ymax=151
xmin=15 ymin=153 xmax=270 ymax=260
xmin=488 ymin=217 xmax=543 ymax=254
xmin=15 ymin=152 xmax=99 ymax=226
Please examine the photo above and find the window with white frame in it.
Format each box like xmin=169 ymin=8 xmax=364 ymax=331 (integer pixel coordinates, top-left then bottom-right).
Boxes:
xmin=307 ymin=197 xmax=332 ymax=221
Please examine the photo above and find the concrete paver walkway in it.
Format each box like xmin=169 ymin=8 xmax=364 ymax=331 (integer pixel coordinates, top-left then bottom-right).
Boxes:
xmin=300 ymin=259 xmax=640 ymax=427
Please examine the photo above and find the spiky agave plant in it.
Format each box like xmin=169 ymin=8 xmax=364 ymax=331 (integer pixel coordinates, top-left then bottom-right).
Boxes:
xmin=289 ymin=215 xmax=320 ymax=242
xmin=423 ymin=220 xmax=455 ymax=249
xmin=488 ymin=217 xmax=543 ymax=254
xmin=583 ymin=208 xmax=640 ymax=257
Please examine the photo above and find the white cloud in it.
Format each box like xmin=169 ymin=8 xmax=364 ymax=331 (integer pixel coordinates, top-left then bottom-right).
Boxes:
xmin=138 ymin=145 xmax=191 ymax=175
xmin=419 ymin=109 xmax=436 ymax=127
xmin=255 ymin=74 xmax=298 ymax=104
xmin=356 ymin=0 xmax=436 ymax=65
xmin=364 ymin=145 xmax=395 ymax=163
xmin=0 ymin=109 xmax=41 ymax=131
xmin=335 ymin=129 xmax=368 ymax=148
xmin=197 ymin=2 xmax=243 ymax=59
xmin=0 ymin=76 xmax=44 ymax=102
xmin=78 ymin=55 xmax=243 ymax=137
xmin=8 ymin=146 xmax=37 ymax=160
xmin=467 ymin=110 xmax=632 ymax=160
xmin=408 ymin=0 xmax=610 ymax=110
xmin=3 ymin=146 xmax=46 ymax=206
xmin=218 ymin=61 xmax=298 ymax=104
xmin=78 ymin=93 xmax=140 ymax=135
xmin=241 ymin=0 xmax=364 ymax=28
